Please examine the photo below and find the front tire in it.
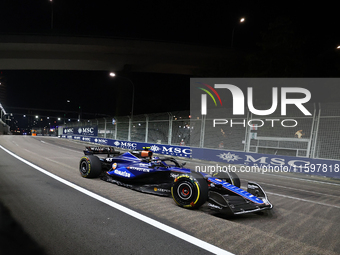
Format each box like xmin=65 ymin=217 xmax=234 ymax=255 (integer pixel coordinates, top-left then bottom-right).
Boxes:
xmin=79 ymin=155 xmax=102 ymax=178
xmin=171 ymin=173 xmax=208 ymax=209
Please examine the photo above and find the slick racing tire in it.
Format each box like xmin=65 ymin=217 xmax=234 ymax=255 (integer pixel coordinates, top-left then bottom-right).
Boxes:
xmin=79 ymin=155 xmax=102 ymax=178
xmin=171 ymin=173 xmax=208 ymax=209
xmin=213 ymin=171 xmax=241 ymax=188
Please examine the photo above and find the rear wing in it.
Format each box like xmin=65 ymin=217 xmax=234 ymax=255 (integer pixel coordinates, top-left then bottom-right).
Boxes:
xmin=84 ymin=147 xmax=119 ymax=156
xmin=83 ymin=146 xmax=152 ymax=159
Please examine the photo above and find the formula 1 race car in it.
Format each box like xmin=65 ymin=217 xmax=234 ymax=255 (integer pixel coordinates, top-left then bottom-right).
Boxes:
xmin=79 ymin=147 xmax=273 ymax=215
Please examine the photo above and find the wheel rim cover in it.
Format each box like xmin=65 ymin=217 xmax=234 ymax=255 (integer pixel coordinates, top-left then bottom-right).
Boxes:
xmin=80 ymin=162 xmax=88 ymax=174
xmin=177 ymin=183 xmax=192 ymax=200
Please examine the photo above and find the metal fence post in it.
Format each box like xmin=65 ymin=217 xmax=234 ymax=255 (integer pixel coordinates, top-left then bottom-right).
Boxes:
xmin=199 ymin=115 xmax=206 ymax=148
xmin=128 ymin=116 xmax=131 ymax=141
xmin=145 ymin=114 xmax=149 ymax=143
xmin=246 ymin=112 xmax=253 ymax=152
xmin=168 ymin=112 xmax=173 ymax=145
xmin=114 ymin=118 xmax=118 ymax=140
xmin=311 ymin=103 xmax=321 ymax=158
xmin=306 ymin=104 xmax=316 ymax=158
xmin=243 ymin=109 xmax=250 ymax=152
xmin=103 ymin=118 xmax=107 ymax=138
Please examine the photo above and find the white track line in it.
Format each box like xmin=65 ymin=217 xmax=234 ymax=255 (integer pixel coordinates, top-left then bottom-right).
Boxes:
xmin=247 ymin=181 xmax=339 ymax=198
xmin=259 ymin=172 xmax=340 ymax=186
xmin=0 ymin=145 xmax=233 ymax=255
xmin=266 ymin=192 xmax=340 ymax=209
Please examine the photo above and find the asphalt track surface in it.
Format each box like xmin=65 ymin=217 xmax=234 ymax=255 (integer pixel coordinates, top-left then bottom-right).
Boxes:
xmin=0 ymin=136 xmax=339 ymax=255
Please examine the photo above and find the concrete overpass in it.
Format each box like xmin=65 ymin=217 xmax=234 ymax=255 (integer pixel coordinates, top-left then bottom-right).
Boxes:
xmin=0 ymin=34 xmax=232 ymax=75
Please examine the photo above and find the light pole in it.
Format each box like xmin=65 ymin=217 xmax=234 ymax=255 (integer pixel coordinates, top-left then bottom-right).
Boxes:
xmin=66 ymin=100 xmax=82 ymax=121
xmin=0 ymin=103 xmax=6 ymax=122
xmin=109 ymin=72 xmax=135 ymax=141
xmin=50 ymin=0 xmax=53 ymax=29
xmin=231 ymin=17 xmax=245 ymax=48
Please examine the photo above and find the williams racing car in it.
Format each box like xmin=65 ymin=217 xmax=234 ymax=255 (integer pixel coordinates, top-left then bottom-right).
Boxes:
xmin=79 ymin=147 xmax=273 ymax=215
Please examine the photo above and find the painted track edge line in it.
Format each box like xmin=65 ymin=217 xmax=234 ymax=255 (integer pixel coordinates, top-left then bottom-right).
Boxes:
xmin=0 ymin=145 xmax=233 ymax=255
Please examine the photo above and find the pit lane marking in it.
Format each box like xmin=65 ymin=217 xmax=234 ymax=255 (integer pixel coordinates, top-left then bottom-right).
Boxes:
xmin=266 ymin=192 xmax=340 ymax=209
xmin=11 ymin=141 xmax=19 ymax=147
xmin=249 ymin=181 xmax=340 ymax=198
xmin=39 ymin=139 xmax=81 ymax=153
xmin=0 ymin=145 xmax=234 ymax=255
xmin=254 ymin=172 xmax=340 ymax=186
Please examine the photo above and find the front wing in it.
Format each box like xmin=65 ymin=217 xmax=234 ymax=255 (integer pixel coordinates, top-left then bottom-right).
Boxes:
xmin=207 ymin=178 xmax=273 ymax=215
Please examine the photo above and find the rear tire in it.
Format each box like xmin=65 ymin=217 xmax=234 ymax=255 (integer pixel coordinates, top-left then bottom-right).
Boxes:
xmin=171 ymin=173 xmax=208 ymax=209
xmin=79 ymin=155 xmax=102 ymax=178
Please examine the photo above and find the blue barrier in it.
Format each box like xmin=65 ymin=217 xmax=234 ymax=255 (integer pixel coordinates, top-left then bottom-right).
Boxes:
xmin=61 ymin=135 xmax=191 ymax=158
xmin=61 ymin=134 xmax=340 ymax=179
xmin=192 ymin=147 xmax=340 ymax=179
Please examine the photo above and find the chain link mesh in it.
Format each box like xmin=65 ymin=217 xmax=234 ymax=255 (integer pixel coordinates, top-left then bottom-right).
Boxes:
xmin=63 ymin=102 xmax=340 ymax=160
xmin=314 ymin=103 xmax=340 ymax=160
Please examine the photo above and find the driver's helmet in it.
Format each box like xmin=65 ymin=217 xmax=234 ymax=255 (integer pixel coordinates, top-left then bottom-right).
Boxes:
xmin=149 ymin=158 xmax=164 ymax=167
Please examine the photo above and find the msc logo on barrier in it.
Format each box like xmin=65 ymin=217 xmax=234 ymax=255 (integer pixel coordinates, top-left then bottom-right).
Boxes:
xmin=150 ymin=145 xmax=191 ymax=157
xmin=94 ymin=138 xmax=108 ymax=145
xmin=217 ymin=152 xmax=242 ymax=162
xmin=81 ymin=137 xmax=91 ymax=142
xmin=63 ymin=128 xmax=74 ymax=134
xmin=112 ymin=140 xmax=137 ymax=150
xmin=63 ymin=126 xmax=98 ymax=136
xmin=215 ymin=151 xmax=313 ymax=169
xmin=75 ymin=126 xmax=97 ymax=136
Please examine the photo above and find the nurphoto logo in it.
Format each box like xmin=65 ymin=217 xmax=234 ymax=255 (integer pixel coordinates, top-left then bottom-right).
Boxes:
xmin=192 ymin=79 xmax=312 ymax=128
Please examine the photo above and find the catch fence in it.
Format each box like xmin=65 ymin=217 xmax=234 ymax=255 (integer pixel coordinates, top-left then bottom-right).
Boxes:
xmin=62 ymin=102 xmax=340 ymax=161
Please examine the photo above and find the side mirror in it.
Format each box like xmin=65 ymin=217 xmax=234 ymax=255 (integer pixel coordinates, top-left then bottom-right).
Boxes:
xmin=180 ymin=162 xmax=186 ymax=168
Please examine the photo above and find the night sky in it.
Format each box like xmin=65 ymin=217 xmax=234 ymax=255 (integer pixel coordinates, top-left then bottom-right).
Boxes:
xmin=3 ymin=70 xmax=191 ymax=116
xmin=1 ymin=1 xmax=338 ymax=49
xmin=1 ymin=1 xmax=340 ymax=129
